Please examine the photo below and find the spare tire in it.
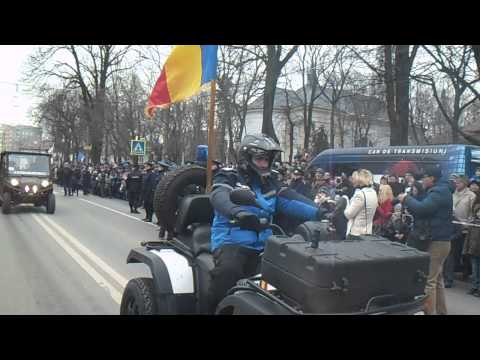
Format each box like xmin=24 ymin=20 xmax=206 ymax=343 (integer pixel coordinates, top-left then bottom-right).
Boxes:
xmin=153 ymin=165 xmax=206 ymax=233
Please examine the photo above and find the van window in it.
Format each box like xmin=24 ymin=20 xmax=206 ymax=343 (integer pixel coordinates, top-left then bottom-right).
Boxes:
xmin=472 ymin=149 xmax=480 ymax=174
xmin=321 ymin=160 xmax=439 ymax=178
xmin=472 ymin=149 xmax=480 ymax=164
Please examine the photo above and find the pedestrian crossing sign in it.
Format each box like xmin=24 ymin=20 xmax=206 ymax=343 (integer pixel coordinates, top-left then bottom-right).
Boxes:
xmin=130 ymin=140 xmax=146 ymax=156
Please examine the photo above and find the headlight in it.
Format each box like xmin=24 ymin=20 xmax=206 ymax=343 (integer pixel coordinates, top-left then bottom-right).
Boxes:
xmin=10 ymin=178 xmax=19 ymax=186
xmin=41 ymin=180 xmax=50 ymax=187
xmin=32 ymin=185 xmax=38 ymax=193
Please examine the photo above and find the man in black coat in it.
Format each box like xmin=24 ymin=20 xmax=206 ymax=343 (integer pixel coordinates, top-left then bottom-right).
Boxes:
xmin=82 ymin=167 xmax=92 ymax=195
xmin=289 ymin=168 xmax=312 ymax=198
xmin=388 ymin=174 xmax=406 ymax=197
xmin=72 ymin=166 xmax=82 ymax=196
xmin=141 ymin=162 xmax=156 ymax=222
xmin=63 ymin=163 xmax=73 ymax=196
xmin=56 ymin=166 xmax=64 ymax=186
xmin=126 ymin=165 xmax=142 ymax=214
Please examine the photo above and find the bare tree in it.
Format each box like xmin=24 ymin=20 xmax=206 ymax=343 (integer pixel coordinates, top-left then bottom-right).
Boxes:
xmin=33 ymin=87 xmax=86 ymax=162
xmin=233 ymin=45 xmax=299 ymax=142
xmin=217 ymin=45 xmax=265 ymax=161
xmin=280 ymin=72 xmax=299 ymax=163
xmin=290 ymin=45 xmax=335 ymax=151
xmin=336 ymin=70 xmax=374 ymax=147
xmin=105 ymin=72 xmax=148 ymax=162
xmin=261 ymin=46 xmax=299 ymax=142
xmin=417 ymin=45 xmax=480 ymax=144
xmin=320 ymin=46 xmax=355 ymax=147
xmin=409 ymin=83 xmax=434 ymax=145
xmin=349 ymin=45 xmax=419 ymax=145
xmin=24 ymin=45 xmax=136 ymax=164
xmin=349 ymin=93 xmax=382 ymax=147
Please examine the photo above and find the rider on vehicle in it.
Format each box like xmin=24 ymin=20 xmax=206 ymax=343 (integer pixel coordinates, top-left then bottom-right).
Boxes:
xmin=208 ymin=133 xmax=327 ymax=312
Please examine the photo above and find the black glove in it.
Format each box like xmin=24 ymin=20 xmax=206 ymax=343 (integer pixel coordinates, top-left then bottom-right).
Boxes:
xmin=317 ymin=207 xmax=328 ymax=221
xmin=233 ymin=211 xmax=261 ymax=231
xmin=324 ymin=212 xmax=334 ymax=221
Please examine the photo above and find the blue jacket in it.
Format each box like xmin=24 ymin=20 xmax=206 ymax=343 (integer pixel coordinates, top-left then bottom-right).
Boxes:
xmin=404 ymin=180 xmax=454 ymax=242
xmin=210 ymin=169 xmax=322 ymax=252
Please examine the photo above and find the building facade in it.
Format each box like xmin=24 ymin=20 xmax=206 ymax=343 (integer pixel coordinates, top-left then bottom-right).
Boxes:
xmin=244 ymin=86 xmax=392 ymax=160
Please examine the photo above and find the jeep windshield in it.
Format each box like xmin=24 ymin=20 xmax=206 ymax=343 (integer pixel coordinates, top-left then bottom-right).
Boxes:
xmin=7 ymin=153 xmax=50 ymax=177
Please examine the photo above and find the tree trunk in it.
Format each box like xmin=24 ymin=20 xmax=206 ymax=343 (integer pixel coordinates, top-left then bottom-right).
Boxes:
xmin=472 ymin=45 xmax=480 ymax=77
xmin=338 ymin=114 xmax=345 ymax=148
xmin=262 ymin=46 xmax=281 ymax=142
xmin=394 ymin=45 xmax=410 ymax=145
xmin=329 ymin=104 xmax=336 ymax=148
xmin=218 ymin=100 xmax=228 ymax=163
xmin=304 ymin=101 xmax=315 ymax=151
xmin=289 ymin=122 xmax=294 ymax=163
xmin=452 ymin=92 xmax=461 ymax=143
xmin=89 ymin=110 xmax=104 ymax=164
xmin=384 ymin=46 xmax=400 ymax=145
xmin=409 ymin=106 xmax=420 ymax=145
xmin=262 ymin=46 xmax=298 ymax=143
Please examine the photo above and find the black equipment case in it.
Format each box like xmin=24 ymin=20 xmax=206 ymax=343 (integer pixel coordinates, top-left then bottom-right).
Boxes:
xmin=261 ymin=226 xmax=430 ymax=313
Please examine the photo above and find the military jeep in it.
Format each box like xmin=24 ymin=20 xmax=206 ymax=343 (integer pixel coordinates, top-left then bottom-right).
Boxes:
xmin=0 ymin=151 xmax=55 ymax=214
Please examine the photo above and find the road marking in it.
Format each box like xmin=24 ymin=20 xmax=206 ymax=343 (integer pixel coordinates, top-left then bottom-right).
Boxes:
xmin=31 ymin=214 xmax=123 ymax=305
xmin=40 ymin=214 xmax=129 ymax=288
xmin=76 ymin=198 xmax=158 ymax=228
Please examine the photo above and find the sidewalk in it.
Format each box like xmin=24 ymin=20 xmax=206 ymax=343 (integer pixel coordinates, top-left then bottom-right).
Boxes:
xmin=445 ymin=277 xmax=480 ymax=315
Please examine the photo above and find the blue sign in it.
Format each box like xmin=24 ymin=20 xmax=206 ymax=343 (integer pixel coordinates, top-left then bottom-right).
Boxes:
xmin=196 ymin=145 xmax=208 ymax=163
xmin=77 ymin=151 xmax=86 ymax=162
xmin=130 ymin=140 xmax=146 ymax=156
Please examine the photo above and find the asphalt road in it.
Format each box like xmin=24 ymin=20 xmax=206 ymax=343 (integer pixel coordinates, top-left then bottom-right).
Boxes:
xmin=0 ymin=186 xmax=479 ymax=315
xmin=0 ymin=186 xmax=154 ymax=315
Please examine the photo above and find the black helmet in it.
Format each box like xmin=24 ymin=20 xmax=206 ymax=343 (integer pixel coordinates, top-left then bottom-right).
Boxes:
xmin=237 ymin=133 xmax=282 ymax=178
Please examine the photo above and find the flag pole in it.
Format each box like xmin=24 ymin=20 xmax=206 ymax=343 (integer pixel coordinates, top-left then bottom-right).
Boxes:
xmin=206 ymin=80 xmax=217 ymax=192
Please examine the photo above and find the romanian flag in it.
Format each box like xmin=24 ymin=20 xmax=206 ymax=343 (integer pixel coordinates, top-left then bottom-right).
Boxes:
xmin=145 ymin=45 xmax=218 ymax=118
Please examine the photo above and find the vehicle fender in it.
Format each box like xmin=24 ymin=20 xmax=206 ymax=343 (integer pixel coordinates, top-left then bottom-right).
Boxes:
xmin=216 ymin=290 xmax=294 ymax=315
xmin=127 ymin=247 xmax=194 ymax=314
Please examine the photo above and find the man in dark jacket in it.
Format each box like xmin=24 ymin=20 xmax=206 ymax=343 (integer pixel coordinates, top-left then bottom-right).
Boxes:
xmin=126 ymin=165 xmax=142 ymax=214
xmin=388 ymin=174 xmax=405 ymax=197
xmin=56 ymin=166 xmax=64 ymax=186
xmin=310 ymin=168 xmax=326 ymax=199
xmin=289 ymin=168 xmax=312 ymax=198
xmin=141 ymin=162 xmax=157 ymax=222
xmin=331 ymin=185 xmax=353 ymax=240
xmin=398 ymin=165 xmax=454 ymax=315
xmin=82 ymin=167 xmax=92 ymax=195
xmin=72 ymin=166 xmax=82 ymax=196
xmin=63 ymin=163 xmax=73 ymax=196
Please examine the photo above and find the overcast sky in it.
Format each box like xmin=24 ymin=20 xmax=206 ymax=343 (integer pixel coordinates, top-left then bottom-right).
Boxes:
xmin=0 ymin=45 xmax=38 ymax=126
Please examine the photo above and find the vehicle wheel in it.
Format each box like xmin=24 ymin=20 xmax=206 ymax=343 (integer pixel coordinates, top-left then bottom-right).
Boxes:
xmin=153 ymin=165 xmax=206 ymax=233
xmin=2 ymin=192 xmax=11 ymax=214
xmin=120 ymin=278 xmax=156 ymax=315
xmin=46 ymin=193 xmax=56 ymax=214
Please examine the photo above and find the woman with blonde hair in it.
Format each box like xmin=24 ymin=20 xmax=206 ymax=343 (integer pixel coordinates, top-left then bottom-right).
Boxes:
xmin=344 ymin=169 xmax=378 ymax=238
xmin=373 ymin=184 xmax=394 ymax=234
